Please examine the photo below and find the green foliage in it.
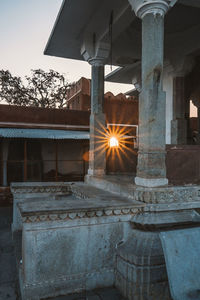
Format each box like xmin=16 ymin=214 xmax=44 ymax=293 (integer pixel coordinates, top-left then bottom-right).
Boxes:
xmin=0 ymin=69 xmax=71 ymax=108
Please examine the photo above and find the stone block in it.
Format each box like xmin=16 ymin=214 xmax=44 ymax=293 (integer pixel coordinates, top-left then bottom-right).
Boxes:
xmin=11 ymin=182 xmax=71 ymax=233
xmin=18 ymin=194 xmax=133 ymax=300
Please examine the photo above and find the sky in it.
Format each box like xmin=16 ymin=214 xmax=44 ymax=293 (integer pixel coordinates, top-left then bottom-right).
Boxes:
xmin=0 ymin=0 xmax=197 ymax=116
xmin=0 ymin=0 xmax=133 ymax=95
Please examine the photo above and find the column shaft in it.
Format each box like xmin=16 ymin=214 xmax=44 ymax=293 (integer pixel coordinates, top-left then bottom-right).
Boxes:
xmin=135 ymin=13 xmax=168 ymax=187
xmin=198 ymin=108 xmax=200 ymax=133
xmin=88 ymin=64 xmax=106 ymax=176
xmin=2 ymin=140 xmax=9 ymax=187
xmin=171 ymin=77 xmax=187 ymax=144
xmin=91 ymin=65 xmax=104 ymax=114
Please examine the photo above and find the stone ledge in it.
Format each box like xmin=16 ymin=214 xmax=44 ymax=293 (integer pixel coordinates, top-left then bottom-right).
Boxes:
xmin=11 ymin=182 xmax=71 ymax=195
xmin=131 ymin=210 xmax=200 ymax=230
xmin=85 ymin=175 xmax=200 ymax=204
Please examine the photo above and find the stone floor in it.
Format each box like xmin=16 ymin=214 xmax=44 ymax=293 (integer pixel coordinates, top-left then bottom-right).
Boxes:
xmin=0 ymin=207 xmax=20 ymax=300
xmin=44 ymin=288 xmax=126 ymax=300
xmin=0 ymin=206 xmax=126 ymax=300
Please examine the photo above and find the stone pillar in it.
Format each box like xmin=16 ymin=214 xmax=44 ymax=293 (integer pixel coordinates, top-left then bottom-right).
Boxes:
xmin=2 ymin=139 xmax=9 ymax=187
xmin=129 ymin=0 xmax=170 ymax=187
xmin=88 ymin=60 xmax=106 ymax=175
xmin=171 ymin=77 xmax=187 ymax=144
xmin=81 ymin=41 xmax=110 ymax=176
xmin=192 ymin=98 xmax=200 ymax=144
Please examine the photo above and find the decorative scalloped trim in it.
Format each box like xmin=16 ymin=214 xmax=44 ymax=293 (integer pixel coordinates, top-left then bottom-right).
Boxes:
xmin=22 ymin=207 xmax=141 ymax=223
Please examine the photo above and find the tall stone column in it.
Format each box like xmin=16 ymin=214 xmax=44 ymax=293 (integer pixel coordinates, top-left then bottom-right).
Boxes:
xmin=81 ymin=41 xmax=110 ymax=176
xmin=88 ymin=59 xmax=106 ymax=175
xmin=171 ymin=77 xmax=187 ymax=144
xmin=2 ymin=139 xmax=9 ymax=187
xmin=192 ymin=99 xmax=200 ymax=144
xmin=129 ymin=0 xmax=170 ymax=187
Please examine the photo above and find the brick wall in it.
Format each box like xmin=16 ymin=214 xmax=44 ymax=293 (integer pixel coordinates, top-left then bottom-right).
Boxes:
xmin=0 ymin=104 xmax=90 ymax=127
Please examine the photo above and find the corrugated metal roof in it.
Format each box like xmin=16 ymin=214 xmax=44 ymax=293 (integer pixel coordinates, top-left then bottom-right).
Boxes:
xmin=0 ymin=128 xmax=90 ymax=140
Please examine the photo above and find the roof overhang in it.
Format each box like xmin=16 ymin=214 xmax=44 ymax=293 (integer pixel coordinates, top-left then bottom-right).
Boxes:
xmin=45 ymin=0 xmax=200 ymax=68
xmin=0 ymin=128 xmax=90 ymax=140
xmin=105 ymin=62 xmax=141 ymax=84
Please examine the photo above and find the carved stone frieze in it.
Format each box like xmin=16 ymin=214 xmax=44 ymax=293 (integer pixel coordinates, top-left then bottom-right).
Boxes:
xmin=133 ymin=185 xmax=200 ymax=204
xmin=21 ymin=207 xmax=141 ymax=223
xmin=11 ymin=186 xmax=71 ymax=194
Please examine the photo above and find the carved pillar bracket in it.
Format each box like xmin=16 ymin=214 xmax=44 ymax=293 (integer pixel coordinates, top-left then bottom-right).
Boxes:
xmin=129 ymin=0 xmax=171 ymax=18
xmin=81 ymin=41 xmax=110 ymax=176
xmin=128 ymin=0 xmax=173 ymax=187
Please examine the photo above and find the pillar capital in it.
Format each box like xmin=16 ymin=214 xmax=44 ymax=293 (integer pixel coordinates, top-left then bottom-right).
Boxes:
xmin=81 ymin=40 xmax=110 ymax=66
xmin=128 ymin=0 xmax=176 ymax=19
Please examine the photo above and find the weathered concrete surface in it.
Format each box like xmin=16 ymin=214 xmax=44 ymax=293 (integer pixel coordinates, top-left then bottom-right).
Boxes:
xmin=160 ymin=227 xmax=200 ymax=300
xmin=116 ymin=209 xmax=200 ymax=300
xmin=0 ymin=207 xmax=19 ymax=300
xmin=0 ymin=207 xmax=126 ymax=300
xmin=14 ymin=180 xmax=200 ymax=300
xmin=18 ymin=185 xmax=143 ymax=300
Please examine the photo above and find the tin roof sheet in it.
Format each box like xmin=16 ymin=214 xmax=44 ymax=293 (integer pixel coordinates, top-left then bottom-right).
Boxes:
xmin=0 ymin=128 xmax=90 ymax=140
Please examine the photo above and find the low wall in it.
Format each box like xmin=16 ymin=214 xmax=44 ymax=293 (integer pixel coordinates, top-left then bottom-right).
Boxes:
xmin=107 ymin=145 xmax=200 ymax=185
xmin=17 ymin=186 xmax=142 ymax=300
xmin=166 ymin=145 xmax=200 ymax=185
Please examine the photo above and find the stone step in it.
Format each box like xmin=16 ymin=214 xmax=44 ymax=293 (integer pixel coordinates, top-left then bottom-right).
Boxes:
xmin=85 ymin=175 xmax=135 ymax=200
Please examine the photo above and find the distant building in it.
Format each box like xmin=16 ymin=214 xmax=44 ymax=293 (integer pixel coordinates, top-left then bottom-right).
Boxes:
xmin=66 ymin=77 xmax=139 ymax=118
xmin=66 ymin=77 xmax=91 ymax=111
xmin=0 ymin=88 xmax=139 ymax=205
xmin=0 ymin=104 xmax=90 ymax=205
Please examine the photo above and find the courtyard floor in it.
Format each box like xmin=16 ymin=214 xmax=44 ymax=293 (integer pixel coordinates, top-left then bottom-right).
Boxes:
xmin=44 ymin=287 xmax=126 ymax=300
xmin=0 ymin=207 xmax=19 ymax=300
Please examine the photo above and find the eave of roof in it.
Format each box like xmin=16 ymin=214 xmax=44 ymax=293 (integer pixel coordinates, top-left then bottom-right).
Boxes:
xmin=45 ymin=1 xmax=200 ymax=68
xmin=0 ymin=128 xmax=90 ymax=140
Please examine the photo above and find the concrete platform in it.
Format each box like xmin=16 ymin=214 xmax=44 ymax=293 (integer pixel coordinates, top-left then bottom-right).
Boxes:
xmin=1 ymin=206 xmax=126 ymax=300
xmin=11 ymin=179 xmax=200 ymax=300
xmin=85 ymin=175 xmax=200 ymax=205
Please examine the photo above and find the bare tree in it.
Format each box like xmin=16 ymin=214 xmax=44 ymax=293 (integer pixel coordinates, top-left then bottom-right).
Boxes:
xmin=0 ymin=69 xmax=71 ymax=108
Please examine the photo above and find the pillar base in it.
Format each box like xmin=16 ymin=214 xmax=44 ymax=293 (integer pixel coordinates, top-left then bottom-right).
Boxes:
xmin=116 ymin=210 xmax=200 ymax=300
xmin=87 ymin=168 xmax=105 ymax=176
xmin=135 ymin=176 xmax=168 ymax=187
